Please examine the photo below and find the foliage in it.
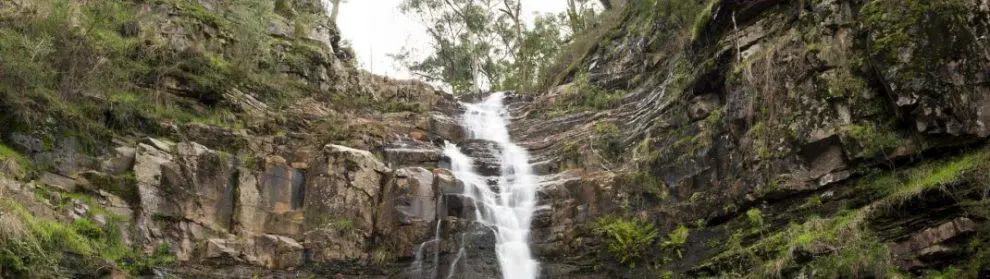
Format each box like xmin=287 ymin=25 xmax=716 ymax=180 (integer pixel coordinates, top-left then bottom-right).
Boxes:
xmin=396 ymin=0 xmax=588 ymax=93
xmin=691 ymin=0 xmax=717 ymax=41
xmin=1 ymin=198 xmax=146 ymax=277
xmin=594 ymin=122 xmax=624 ymax=160
xmin=120 ymin=243 xmax=176 ymax=276
xmin=845 ymin=123 xmax=904 ymax=159
xmin=701 ymin=149 xmax=990 ymax=277
xmin=0 ymin=143 xmax=31 ymax=169
xmin=860 ymin=148 xmax=988 ymax=207
xmin=593 ymin=217 xmax=659 ymax=267
xmin=660 ymin=225 xmax=690 ymax=262
xmin=746 ymin=208 xmax=764 ymax=229
xmin=550 ymin=72 xmax=624 ymax=115
xmin=0 ymin=0 xmax=344 ymax=156
xmin=861 ymin=0 xmax=968 ymax=61
xmin=0 ymin=192 xmax=176 ymax=278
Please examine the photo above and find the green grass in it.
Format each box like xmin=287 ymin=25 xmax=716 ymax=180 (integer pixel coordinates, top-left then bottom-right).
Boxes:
xmin=691 ymin=0 xmax=718 ymax=41
xmin=700 ymin=149 xmax=990 ymax=277
xmin=860 ymin=148 xmax=988 ymax=209
xmin=0 ymin=143 xmax=30 ymax=168
xmin=0 ymin=196 xmax=173 ymax=277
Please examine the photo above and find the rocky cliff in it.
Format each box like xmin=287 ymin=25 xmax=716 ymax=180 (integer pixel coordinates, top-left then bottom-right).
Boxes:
xmin=1 ymin=0 xmax=990 ymax=278
xmin=0 ymin=0 xmax=447 ymax=277
xmin=509 ymin=0 xmax=990 ymax=277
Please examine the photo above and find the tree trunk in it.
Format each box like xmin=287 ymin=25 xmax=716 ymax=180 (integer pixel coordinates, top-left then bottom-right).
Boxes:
xmin=567 ymin=0 xmax=582 ymax=32
xmin=330 ymin=0 xmax=341 ymax=24
xmin=502 ymin=0 xmax=526 ymax=91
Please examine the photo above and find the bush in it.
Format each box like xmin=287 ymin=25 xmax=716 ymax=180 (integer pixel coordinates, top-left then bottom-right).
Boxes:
xmin=661 ymin=225 xmax=690 ymax=258
xmin=0 ymin=197 xmax=174 ymax=277
xmin=593 ymin=217 xmax=659 ymax=267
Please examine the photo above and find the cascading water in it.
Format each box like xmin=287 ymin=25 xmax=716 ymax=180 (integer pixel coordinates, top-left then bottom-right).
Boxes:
xmin=437 ymin=92 xmax=540 ymax=279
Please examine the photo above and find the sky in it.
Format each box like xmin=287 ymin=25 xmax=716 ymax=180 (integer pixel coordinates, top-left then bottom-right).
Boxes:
xmin=336 ymin=0 xmax=571 ymax=80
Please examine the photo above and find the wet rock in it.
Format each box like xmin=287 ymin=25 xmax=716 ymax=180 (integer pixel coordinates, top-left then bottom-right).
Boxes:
xmin=430 ymin=113 xmax=464 ymax=143
xmin=456 ymin=140 xmax=502 ymax=176
xmin=688 ymin=94 xmax=720 ymax=121
xmin=394 ymin=167 xmax=437 ymax=224
xmin=258 ymin=156 xmax=305 ymax=215
xmin=385 ymin=145 xmax=442 ymax=168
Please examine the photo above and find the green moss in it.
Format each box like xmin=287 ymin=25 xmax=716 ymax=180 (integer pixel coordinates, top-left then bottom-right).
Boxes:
xmin=702 ymin=150 xmax=990 ymax=276
xmin=616 ymin=171 xmax=669 ymax=201
xmin=845 ymin=123 xmax=904 ymax=158
xmin=746 ymin=208 xmax=765 ymax=231
xmin=594 ymin=122 xmax=624 ymax=160
xmin=702 ymin=209 xmax=898 ymax=278
xmin=861 ymin=0 xmax=968 ymax=62
xmin=823 ymin=70 xmax=869 ymax=98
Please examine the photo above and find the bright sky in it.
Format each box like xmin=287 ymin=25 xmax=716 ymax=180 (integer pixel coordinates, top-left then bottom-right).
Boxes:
xmin=336 ymin=0 xmax=570 ymax=80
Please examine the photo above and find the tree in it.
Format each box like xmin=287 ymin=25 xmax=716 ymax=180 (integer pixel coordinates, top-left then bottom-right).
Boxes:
xmin=566 ymin=0 xmax=598 ymax=33
xmin=395 ymin=0 xmax=574 ymax=94
xmin=326 ymin=0 xmax=344 ymax=24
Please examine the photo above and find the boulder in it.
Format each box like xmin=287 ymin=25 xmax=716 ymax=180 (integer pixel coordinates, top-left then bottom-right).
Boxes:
xmin=252 ymin=234 xmax=304 ymax=269
xmin=303 ymin=144 xmax=391 ymax=262
xmin=384 ymin=145 xmax=442 ymax=168
xmin=430 ymin=113 xmax=464 ymax=143
xmin=393 ymin=167 xmax=437 ymax=224
xmin=892 ymin=217 xmax=978 ymax=270
xmin=235 ymin=167 xmax=265 ymax=234
xmin=102 ymin=146 xmax=136 ymax=175
xmin=377 ymin=167 xmax=439 ymax=258
xmin=40 ymin=172 xmax=77 ymax=192
xmin=172 ymin=142 xmax=237 ymax=232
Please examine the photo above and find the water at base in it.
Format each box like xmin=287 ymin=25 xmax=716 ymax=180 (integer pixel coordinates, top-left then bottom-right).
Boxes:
xmin=433 ymin=92 xmax=540 ymax=279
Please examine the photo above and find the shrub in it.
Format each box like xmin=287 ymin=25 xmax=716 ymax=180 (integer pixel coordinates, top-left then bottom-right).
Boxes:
xmin=660 ymin=225 xmax=690 ymax=261
xmin=593 ymin=217 xmax=659 ymax=267
xmin=746 ymin=208 xmax=764 ymax=232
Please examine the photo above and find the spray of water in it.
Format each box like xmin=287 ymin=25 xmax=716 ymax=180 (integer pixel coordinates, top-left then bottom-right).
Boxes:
xmin=442 ymin=92 xmax=540 ymax=279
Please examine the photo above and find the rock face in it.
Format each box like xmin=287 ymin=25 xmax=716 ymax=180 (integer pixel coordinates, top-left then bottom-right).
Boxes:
xmin=60 ymin=137 xmax=448 ymax=274
xmin=506 ymin=0 xmax=990 ymax=277
xmin=304 ymin=144 xmax=391 ymax=262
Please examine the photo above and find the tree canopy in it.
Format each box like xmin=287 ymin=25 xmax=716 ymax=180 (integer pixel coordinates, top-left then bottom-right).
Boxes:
xmin=394 ymin=0 xmax=598 ymax=94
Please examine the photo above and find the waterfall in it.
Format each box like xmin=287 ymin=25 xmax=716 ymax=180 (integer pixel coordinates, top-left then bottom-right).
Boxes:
xmin=443 ymin=92 xmax=540 ymax=279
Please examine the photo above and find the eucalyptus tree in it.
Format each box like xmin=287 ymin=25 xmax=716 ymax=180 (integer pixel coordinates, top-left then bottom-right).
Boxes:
xmin=395 ymin=0 xmax=570 ymax=94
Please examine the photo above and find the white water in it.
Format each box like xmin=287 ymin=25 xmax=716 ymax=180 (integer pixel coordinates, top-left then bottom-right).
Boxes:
xmin=443 ymin=92 xmax=540 ymax=279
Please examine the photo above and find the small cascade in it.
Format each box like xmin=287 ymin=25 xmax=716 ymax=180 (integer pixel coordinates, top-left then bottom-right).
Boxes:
xmin=413 ymin=92 xmax=540 ymax=279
